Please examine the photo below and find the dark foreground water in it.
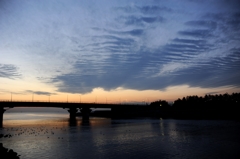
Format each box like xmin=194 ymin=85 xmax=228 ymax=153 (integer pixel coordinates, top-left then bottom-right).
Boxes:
xmin=1 ymin=109 xmax=240 ymax=159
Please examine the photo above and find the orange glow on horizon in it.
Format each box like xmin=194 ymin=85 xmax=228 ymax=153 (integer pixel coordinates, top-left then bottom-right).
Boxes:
xmin=1 ymin=85 xmax=239 ymax=103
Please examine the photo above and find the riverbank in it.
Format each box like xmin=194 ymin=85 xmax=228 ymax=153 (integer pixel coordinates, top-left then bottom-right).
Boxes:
xmin=77 ymin=108 xmax=240 ymax=120
xmin=0 ymin=142 xmax=20 ymax=159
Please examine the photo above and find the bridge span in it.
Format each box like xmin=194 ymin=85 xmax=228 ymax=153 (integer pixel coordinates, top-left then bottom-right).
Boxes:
xmin=0 ymin=101 xmax=135 ymax=127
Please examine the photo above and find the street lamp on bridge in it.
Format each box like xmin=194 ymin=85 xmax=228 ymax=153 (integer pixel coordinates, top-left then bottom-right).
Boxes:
xmin=32 ymin=93 xmax=34 ymax=102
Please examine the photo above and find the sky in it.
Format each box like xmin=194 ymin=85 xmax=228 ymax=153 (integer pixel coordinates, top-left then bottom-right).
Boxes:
xmin=0 ymin=0 xmax=240 ymax=103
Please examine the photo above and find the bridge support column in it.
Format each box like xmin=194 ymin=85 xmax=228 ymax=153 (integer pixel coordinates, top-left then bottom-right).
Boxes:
xmin=80 ymin=107 xmax=91 ymax=121
xmin=0 ymin=107 xmax=6 ymax=128
xmin=68 ymin=108 xmax=78 ymax=120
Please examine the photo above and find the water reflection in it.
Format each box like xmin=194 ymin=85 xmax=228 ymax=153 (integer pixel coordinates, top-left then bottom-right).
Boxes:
xmin=1 ymin=112 xmax=240 ymax=159
xmin=79 ymin=119 xmax=91 ymax=126
xmin=68 ymin=118 xmax=77 ymax=127
xmin=159 ymin=119 xmax=165 ymax=136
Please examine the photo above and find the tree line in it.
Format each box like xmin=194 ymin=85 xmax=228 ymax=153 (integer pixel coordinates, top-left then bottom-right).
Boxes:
xmin=150 ymin=93 xmax=239 ymax=110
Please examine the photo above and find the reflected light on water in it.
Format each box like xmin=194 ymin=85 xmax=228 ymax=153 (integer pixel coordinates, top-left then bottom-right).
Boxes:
xmin=159 ymin=119 xmax=165 ymax=136
xmin=1 ymin=112 xmax=240 ymax=159
xmin=3 ymin=112 xmax=69 ymax=127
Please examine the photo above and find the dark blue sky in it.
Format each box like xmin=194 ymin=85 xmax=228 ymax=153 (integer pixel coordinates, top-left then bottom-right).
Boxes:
xmin=0 ymin=0 xmax=240 ymax=102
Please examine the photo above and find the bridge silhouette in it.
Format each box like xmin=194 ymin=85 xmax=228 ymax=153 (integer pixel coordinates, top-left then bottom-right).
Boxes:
xmin=0 ymin=101 xmax=144 ymax=127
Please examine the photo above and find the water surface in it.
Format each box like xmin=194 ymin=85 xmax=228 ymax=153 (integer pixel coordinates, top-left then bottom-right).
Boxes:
xmin=1 ymin=109 xmax=240 ymax=159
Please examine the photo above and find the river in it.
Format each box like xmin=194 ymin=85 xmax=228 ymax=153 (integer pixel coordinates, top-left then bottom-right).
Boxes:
xmin=1 ymin=108 xmax=240 ymax=159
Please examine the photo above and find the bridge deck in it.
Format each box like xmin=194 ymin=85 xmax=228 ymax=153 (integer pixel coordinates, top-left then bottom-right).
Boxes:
xmin=0 ymin=101 xmax=143 ymax=109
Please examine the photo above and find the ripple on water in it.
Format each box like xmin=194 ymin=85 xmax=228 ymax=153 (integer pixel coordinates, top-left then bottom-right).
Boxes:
xmin=1 ymin=114 xmax=240 ymax=159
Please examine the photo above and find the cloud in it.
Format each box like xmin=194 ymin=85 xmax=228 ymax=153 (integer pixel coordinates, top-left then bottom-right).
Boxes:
xmin=48 ymin=2 xmax=240 ymax=94
xmin=52 ymin=44 xmax=240 ymax=94
xmin=137 ymin=5 xmax=172 ymax=14
xmin=185 ymin=20 xmax=217 ymax=29
xmin=155 ymin=62 xmax=189 ymax=76
xmin=178 ymin=29 xmax=214 ymax=38
xmin=203 ymin=12 xmax=240 ymax=32
xmin=25 ymin=90 xmax=57 ymax=96
xmin=117 ymin=5 xmax=172 ymax=14
xmin=107 ymin=29 xmax=145 ymax=36
xmin=1 ymin=0 xmax=239 ymax=96
xmin=121 ymin=16 xmax=165 ymax=26
xmin=172 ymin=38 xmax=207 ymax=45
xmin=0 ymin=64 xmax=21 ymax=79
xmin=124 ymin=29 xmax=144 ymax=36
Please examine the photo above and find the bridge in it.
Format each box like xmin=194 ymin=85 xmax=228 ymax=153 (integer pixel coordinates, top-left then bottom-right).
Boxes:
xmin=0 ymin=101 xmax=145 ymax=127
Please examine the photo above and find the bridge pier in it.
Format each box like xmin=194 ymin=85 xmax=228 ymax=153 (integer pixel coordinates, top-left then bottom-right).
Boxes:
xmin=68 ymin=108 xmax=78 ymax=120
xmin=0 ymin=107 xmax=6 ymax=128
xmin=80 ymin=107 xmax=91 ymax=121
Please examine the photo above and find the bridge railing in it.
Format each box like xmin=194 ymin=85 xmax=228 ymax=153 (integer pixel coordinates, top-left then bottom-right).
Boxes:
xmin=0 ymin=100 xmax=72 ymax=103
xmin=0 ymin=100 xmax=95 ymax=103
xmin=0 ymin=100 xmax=147 ymax=105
